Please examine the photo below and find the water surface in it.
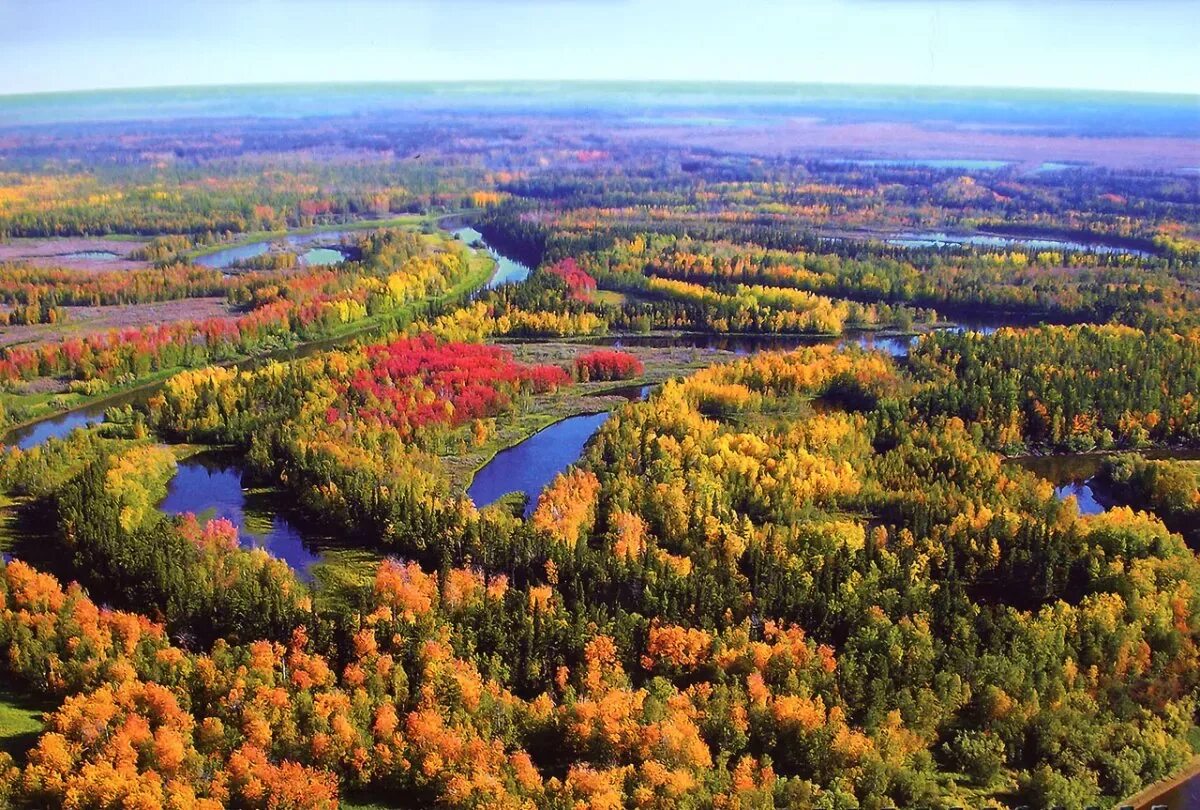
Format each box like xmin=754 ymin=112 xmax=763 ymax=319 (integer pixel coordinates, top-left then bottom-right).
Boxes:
xmin=1009 ymin=449 xmax=1200 ymax=517
xmin=1134 ymin=769 xmax=1200 ymax=810
xmin=886 ymin=230 xmax=1150 ymax=256
xmin=197 ymin=230 xmax=354 ymax=269
xmin=453 ymin=226 xmax=532 ymax=287
xmin=469 ymin=412 xmax=612 ymax=516
xmin=301 ymin=247 xmax=348 ymax=266
xmin=3 ymin=387 xmax=148 ymax=450
xmin=587 ymin=329 xmax=920 ymax=358
xmin=159 ymin=452 xmax=322 ymax=579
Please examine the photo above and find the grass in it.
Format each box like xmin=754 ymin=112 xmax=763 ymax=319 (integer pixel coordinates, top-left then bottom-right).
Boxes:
xmin=0 ymin=686 xmax=53 ymax=764
xmin=309 ymin=548 xmax=385 ymax=614
xmin=592 ymin=289 xmax=628 ymax=306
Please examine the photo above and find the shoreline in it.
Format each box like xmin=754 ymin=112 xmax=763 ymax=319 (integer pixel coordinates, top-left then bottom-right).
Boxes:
xmin=1118 ymin=754 xmax=1200 ymax=810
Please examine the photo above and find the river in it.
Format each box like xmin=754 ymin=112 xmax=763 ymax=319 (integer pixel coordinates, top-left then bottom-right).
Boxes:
xmin=1130 ymin=764 xmax=1200 ymax=810
xmin=885 ymin=230 xmax=1153 ymax=257
xmin=1009 ymin=449 xmax=1200 ymax=517
xmin=579 ymin=312 xmax=1018 ymax=359
xmin=195 ymin=230 xmax=355 ymax=269
xmin=451 ymin=226 xmax=532 ymax=287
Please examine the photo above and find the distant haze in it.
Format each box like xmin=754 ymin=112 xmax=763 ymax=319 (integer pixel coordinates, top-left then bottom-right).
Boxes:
xmin=1 ymin=0 xmax=1197 ymax=96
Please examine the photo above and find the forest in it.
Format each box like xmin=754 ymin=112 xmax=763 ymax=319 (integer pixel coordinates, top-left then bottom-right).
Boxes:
xmin=0 ymin=89 xmax=1197 ymax=809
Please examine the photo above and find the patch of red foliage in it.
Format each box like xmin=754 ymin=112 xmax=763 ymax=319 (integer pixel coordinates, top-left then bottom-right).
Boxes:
xmin=343 ymin=334 xmax=570 ymax=436
xmin=574 ymin=350 xmax=644 ymax=382
xmin=545 ymin=258 xmax=597 ymax=302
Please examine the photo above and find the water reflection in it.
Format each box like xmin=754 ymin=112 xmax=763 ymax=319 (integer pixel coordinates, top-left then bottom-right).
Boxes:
xmin=1052 ymin=479 xmax=1106 ymax=515
xmin=584 ymin=330 xmax=917 ymax=357
xmin=469 ymin=412 xmax=612 ymax=517
xmin=159 ymin=451 xmax=322 ymax=580
xmin=196 ymin=230 xmax=354 ymax=269
xmin=452 ymin=226 xmax=532 ymax=287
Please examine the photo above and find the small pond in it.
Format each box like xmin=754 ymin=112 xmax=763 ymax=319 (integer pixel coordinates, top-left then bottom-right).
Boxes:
xmin=159 ymin=451 xmax=323 ymax=580
xmin=301 ymin=247 xmax=349 ymax=266
xmin=61 ymin=250 xmax=120 ymax=260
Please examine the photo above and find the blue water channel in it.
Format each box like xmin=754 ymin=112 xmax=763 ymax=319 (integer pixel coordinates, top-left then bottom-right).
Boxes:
xmin=158 ymin=452 xmax=322 ymax=580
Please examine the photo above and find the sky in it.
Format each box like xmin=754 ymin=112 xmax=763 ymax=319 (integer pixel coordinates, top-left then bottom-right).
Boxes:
xmin=1 ymin=0 xmax=1197 ymax=97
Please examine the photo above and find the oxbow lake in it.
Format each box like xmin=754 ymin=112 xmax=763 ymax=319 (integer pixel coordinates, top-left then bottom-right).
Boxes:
xmin=196 ymin=231 xmax=354 ymax=269
xmin=468 ymin=412 xmax=613 ymax=517
xmin=159 ymin=451 xmax=323 ymax=581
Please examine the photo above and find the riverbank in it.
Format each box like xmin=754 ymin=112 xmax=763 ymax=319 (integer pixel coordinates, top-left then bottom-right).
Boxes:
xmin=1119 ymin=754 xmax=1200 ymax=810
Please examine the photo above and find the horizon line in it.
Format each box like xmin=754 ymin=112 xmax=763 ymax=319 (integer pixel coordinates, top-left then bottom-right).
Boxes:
xmin=2 ymin=78 xmax=1197 ymax=104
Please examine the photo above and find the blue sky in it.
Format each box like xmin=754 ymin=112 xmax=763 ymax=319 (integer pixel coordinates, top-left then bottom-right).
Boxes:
xmin=2 ymin=0 xmax=1197 ymax=96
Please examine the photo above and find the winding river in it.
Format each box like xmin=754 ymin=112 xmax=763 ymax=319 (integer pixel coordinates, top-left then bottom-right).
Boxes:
xmin=451 ymin=226 xmax=532 ymax=287
xmin=2 ymin=219 xmax=1196 ymax=805
xmin=195 ymin=230 xmax=355 ymax=269
xmin=6 ymin=224 xmax=1189 ymax=571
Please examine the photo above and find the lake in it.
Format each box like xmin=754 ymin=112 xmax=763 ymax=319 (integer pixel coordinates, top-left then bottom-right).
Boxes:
xmin=196 ymin=230 xmax=355 ymax=269
xmin=159 ymin=451 xmax=322 ymax=580
xmin=468 ymin=412 xmax=613 ymax=516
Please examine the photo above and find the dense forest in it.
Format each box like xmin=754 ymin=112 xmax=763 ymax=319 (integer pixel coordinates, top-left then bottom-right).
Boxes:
xmin=0 ymin=93 xmax=1197 ymax=809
